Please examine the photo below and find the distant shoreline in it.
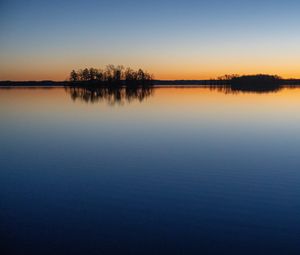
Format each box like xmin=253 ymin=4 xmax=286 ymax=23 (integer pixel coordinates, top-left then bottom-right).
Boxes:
xmin=1 ymin=79 xmax=300 ymax=87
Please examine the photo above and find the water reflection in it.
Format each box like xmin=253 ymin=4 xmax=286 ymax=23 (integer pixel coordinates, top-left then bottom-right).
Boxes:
xmin=65 ymin=84 xmax=285 ymax=106
xmin=209 ymin=84 xmax=283 ymax=94
xmin=2 ymin=86 xmax=300 ymax=255
xmin=65 ymin=86 xmax=154 ymax=105
xmin=64 ymin=84 xmax=300 ymax=105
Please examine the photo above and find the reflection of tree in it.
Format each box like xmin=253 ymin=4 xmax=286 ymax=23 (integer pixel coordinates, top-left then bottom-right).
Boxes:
xmin=209 ymin=84 xmax=283 ymax=94
xmin=65 ymin=85 xmax=154 ymax=105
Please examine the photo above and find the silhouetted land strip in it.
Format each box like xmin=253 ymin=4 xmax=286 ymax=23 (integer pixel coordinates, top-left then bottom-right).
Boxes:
xmin=0 ymin=80 xmax=226 ymax=87
xmin=0 ymin=80 xmax=70 ymax=87
xmin=2 ymin=79 xmax=300 ymax=87
xmin=227 ymin=75 xmax=283 ymax=93
xmin=2 ymin=72 xmax=300 ymax=95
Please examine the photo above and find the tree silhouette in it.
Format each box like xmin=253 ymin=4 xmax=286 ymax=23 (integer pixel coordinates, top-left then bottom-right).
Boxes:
xmin=69 ymin=65 xmax=153 ymax=86
xmin=82 ymin=68 xmax=90 ymax=81
xmin=215 ymin=74 xmax=283 ymax=92
xmin=89 ymin=68 xmax=97 ymax=81
xmin=95 ymin=69 xmax=103 ymax=81
xmin=69 ymin=70 xmax=78 ymax=82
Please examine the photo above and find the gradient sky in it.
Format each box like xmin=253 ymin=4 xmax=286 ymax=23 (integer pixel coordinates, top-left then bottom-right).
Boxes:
xmin=1 ymin=0 xmax=300 ymax=80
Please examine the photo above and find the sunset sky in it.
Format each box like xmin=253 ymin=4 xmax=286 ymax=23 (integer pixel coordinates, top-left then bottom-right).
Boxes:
xmin=1 ymin=0 xmax=300 ymax=81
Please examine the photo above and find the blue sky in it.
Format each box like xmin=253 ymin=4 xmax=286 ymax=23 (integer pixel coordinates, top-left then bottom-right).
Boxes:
xmin=1 ymin=0 xmax=300 ymax=80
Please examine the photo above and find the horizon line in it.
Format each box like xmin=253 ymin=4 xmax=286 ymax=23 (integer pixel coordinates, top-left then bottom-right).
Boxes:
xmin=2 ymin=78 xmax=300 ymax=83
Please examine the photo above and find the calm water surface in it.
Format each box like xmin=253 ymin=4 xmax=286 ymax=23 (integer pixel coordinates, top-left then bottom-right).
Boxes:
xmin=1 ymin=87 xmax=300 ymax=254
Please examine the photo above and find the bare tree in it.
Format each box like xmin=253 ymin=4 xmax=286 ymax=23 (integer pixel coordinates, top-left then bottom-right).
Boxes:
xmin=69 ymin=65 xmax=153 ymax=85
xmin=82 ymin=68 xmax=90 ymax=81
xmin=89 ymin=68 xmax=97 ymax=81
xmin=95 ymin=69 xmax=103 ymax=81
xmin=69 ymin=70 xmax=78 ymax=82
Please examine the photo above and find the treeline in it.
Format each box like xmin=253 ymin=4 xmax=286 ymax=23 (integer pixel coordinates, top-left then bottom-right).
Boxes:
xmin=69 ymin=65 xmax=153 ymax=86
xmin=217 ymin=74 xmax=283 ymax=92
xmin=217 ymin=74 xmax=282 ymax=84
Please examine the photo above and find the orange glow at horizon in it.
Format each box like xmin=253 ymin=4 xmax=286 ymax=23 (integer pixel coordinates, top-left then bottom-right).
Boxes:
xmin=1 ymin=60 xmax=300 ymax=81
xmin=2 ymin=69 xmax=300 ymax=81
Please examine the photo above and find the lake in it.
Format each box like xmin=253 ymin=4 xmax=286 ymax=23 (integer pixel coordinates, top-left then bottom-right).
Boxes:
xmin=1 ymin=86 xmax=300 ymax=254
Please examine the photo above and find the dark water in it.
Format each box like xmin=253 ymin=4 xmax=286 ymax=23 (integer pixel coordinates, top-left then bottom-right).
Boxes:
xmin=1 ymin=87 xmax=300 ymax=255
